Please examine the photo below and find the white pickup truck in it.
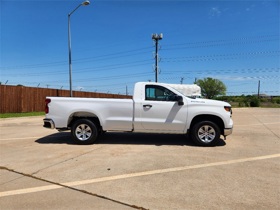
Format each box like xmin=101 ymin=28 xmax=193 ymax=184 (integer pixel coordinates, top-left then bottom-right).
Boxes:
xmin=43 ymin=82 xmax=233 ymax=146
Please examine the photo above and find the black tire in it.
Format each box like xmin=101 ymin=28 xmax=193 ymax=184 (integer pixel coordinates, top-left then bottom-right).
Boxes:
xmin=191 ymin=121 xmax=220 ymax=146
xmin=71 ymin=119 xmax=98 ymax=145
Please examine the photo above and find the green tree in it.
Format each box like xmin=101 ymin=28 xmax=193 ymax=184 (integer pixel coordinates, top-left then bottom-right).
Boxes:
xmin=196 ymin=77 xmax=226 ymax=99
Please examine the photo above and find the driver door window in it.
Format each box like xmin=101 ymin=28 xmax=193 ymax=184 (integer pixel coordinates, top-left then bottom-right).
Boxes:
xmin=145 ymin=85 xmax=176 ymax=101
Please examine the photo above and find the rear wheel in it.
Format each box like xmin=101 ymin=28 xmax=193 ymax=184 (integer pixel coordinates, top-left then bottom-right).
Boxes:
xmin=191 ymin=121 xmax=220 ymax=146
xmin=71 ymin=119 xmax=98 ymax=145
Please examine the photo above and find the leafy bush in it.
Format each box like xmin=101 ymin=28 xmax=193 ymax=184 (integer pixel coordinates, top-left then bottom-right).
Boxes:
xmin=272 ymin=97 xmax=280 ymax=104
xmin=212 ymin=95 xmax=278 ymax=107
xmin=250 ymin=97 xmax=260 ymax=107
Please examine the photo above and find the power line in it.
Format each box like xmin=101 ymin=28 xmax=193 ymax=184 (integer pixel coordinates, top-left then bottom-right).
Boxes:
xmin=163 ymin=35 xmax=279 ymax=50
xmin=73 ymin=47 xmax=153 ymax=62
xmin=162 ymin=51 xmax=280 ymax=63
xmin=2 ymin=35 xmax=278 ymax=70
xmin=1 ymin=59 xmax=154 ymax=77
xmin=163 ymin=67 xmax=280 ymax=75
xmin=0 ymin=46 xmax=153 ymax=70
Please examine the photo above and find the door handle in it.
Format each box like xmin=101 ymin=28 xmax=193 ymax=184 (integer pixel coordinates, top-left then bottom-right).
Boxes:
xmin=143 ymin=104 xmax=152 ymax=108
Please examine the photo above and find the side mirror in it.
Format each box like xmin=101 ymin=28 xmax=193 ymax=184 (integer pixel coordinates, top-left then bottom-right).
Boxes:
xmin=176 ymin=95 xmax=184 ymax=106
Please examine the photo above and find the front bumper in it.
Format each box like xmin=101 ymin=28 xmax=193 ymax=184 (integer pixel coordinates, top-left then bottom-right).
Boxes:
xmin=43 ymin=118 xmax=55 ymax=129
xmin=224 ymin=127 xmax=233 ymax=136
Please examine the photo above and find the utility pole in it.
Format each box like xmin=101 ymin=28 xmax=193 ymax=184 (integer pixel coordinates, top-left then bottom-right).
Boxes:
xmin=180 ymin=77 xmax=184 ymax=84
xmin=152 ymin=33 xmax=163 ymax=82
xmin=258 ymin=80 xmax=260 ymax=98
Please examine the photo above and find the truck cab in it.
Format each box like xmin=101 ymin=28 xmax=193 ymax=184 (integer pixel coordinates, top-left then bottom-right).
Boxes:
xmin=133 ymin=82 xmax=188 ymax=133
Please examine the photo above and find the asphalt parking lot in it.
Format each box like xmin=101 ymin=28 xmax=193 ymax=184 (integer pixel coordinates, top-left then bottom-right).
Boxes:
xmin=0 ymin=108 xmax=279 ymax=210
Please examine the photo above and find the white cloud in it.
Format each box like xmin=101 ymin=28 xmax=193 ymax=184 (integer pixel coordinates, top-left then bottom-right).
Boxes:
xmin=246 ymin=4 xmax=255 ymax=12
xmin=209 ymin=7 xmax=222 ymax=17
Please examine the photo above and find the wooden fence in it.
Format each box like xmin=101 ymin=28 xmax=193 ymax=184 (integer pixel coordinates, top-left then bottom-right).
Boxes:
xmin=0 ymin=85 xmax=132 ymax=113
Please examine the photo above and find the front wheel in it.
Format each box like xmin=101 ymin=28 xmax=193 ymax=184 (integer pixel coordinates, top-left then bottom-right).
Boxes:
xmin=71 ymin=119 xmax=98 ymax=145
xmin=191 ymin=121 xmax=221 ymax=146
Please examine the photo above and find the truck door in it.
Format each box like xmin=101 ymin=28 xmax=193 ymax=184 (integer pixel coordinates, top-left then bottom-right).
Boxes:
xmin=135 ymin=85 xmax=187 ymax=133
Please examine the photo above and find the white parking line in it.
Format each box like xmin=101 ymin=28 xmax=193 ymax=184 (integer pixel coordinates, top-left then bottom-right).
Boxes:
xmin=0 ymin=134 xmax=69 ymax=141
xmin=1 ymin=153 xmax=279 ymax=197
xmin=2 ymin=122 xmax=279 ymax=141
xmin=235 ymin=122 xmax=280 ymax=127
xmin=0 ymin=137 xmax=42 ymax=141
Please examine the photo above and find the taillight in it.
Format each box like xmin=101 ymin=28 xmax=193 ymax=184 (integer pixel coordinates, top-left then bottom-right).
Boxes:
xmin=45 ymin=99 xmax=51 ymax=114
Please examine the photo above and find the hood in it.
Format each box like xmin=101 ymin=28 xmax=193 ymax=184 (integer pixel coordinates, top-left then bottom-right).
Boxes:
xmin=188 ymin=97 xmax=231 ymax=107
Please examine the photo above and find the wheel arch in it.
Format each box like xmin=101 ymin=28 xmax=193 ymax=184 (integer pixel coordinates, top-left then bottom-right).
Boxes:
xmin=67 ymin=112 xmax=102 ymax=130
xmin=190 ymin=114 xmax=225 ymax=135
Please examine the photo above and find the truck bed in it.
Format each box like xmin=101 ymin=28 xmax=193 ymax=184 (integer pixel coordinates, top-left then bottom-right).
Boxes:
xmin=46 ymin=97 xmax=134 ymax=131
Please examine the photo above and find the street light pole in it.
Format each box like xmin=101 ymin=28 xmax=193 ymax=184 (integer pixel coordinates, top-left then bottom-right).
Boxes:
xmin=68 ymin=0 xmax=90 ymax=97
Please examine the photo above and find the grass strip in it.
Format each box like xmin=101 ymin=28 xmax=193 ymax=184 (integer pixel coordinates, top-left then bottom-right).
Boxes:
xmin=0 ymin=112 xmax=45 ymax=118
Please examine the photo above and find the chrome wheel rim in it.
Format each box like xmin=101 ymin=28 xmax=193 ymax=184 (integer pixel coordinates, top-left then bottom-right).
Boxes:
xmin=198 ymin=125 xmax=216 ymax=143
xmin=75 ymin=124 xmax=92 ymax=141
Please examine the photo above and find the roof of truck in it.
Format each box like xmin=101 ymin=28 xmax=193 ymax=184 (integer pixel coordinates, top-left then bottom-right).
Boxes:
xmin=135 ymin=82 xmax=201 ymax=96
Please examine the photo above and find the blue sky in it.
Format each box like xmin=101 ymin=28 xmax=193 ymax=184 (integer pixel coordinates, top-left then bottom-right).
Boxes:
xmin=1 ymin=0 xmax=279 ymax=95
